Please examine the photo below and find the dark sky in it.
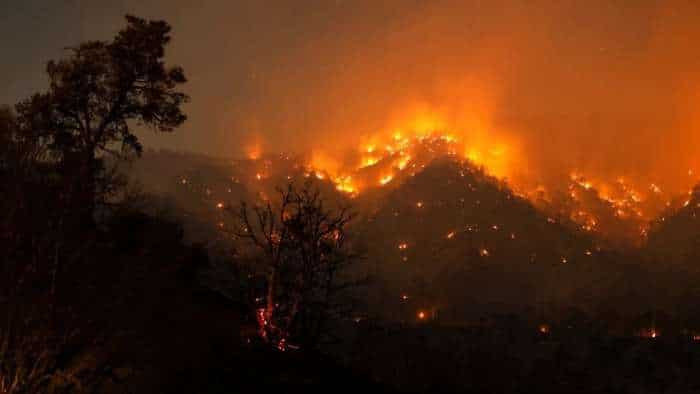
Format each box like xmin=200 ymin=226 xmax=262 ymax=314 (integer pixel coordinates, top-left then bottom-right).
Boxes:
xmin=3 ymin=0 xmax=700 ymax=192
xmin=1 ymin=0 xmax=418 ymax=154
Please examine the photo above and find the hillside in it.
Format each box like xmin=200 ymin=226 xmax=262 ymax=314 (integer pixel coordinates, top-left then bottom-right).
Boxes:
xmin=125 ymin=150 xmax=689 ymax=325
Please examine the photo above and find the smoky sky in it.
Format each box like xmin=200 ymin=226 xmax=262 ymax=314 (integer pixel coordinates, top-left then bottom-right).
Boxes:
xmin=3 ymin=0 xmax=700 ymax=192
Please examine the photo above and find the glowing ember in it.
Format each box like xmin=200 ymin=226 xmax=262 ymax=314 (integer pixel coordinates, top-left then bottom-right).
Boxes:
xmin=361 ymin=157 xmax=379 ymax=168
xmin=334 ymin=175 xmax=357 ymax=194
xmin=396 ymin=155 xmax=411 ymax=170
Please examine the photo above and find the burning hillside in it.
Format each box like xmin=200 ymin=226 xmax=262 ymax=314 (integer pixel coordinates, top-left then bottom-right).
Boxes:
xmin=126 ymin=147 xmax=684 ymax=323
xmin=129 ymin=117 xmax=700 ymax=248
xmin=235 ymin=115 xmax=698 ymax=245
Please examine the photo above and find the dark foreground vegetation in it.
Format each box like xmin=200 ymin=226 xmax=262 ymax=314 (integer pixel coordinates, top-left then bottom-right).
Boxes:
xmin=4 ymin=15 xmax=700 ymax=394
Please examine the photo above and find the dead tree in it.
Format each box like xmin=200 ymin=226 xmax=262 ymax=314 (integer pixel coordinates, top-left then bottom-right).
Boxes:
xmin=231 ymin=181 xmax=359 ymax=350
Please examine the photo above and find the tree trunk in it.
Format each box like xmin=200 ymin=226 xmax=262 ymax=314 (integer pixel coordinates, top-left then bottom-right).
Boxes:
xmin=264 ymin=267 xmax=277 ymax=335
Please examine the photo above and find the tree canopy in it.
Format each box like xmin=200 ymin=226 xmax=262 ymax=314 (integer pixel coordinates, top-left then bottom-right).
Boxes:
xmin=17 ymin=15 xmax=188 ymax=160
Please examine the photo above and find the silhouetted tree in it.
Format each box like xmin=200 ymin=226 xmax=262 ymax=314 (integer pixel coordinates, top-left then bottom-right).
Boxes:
xmin=0 ymin=15 xmax=189 ymax=316
xmin=232 ymin=182 xmax=360 ymax=350
xmin=0 ymin=15 xmax=194 ymax=394
xmin=14 ymin=15 xmax=188 ymax=224
xmin=1 ymin=15 xmax=189 ymax=383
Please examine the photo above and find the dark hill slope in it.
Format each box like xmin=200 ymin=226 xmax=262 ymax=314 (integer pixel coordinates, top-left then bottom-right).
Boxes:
xmin=358 ymin=158 xmax=643 ymax=323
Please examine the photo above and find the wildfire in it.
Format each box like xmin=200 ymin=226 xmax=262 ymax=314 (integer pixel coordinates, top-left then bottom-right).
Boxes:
xmin=320 ymin=111 xmax=518 ymax=192
xmin=233 ymin=109 xmax=520 ymax=210
xmin=231 ymin=107 xmax=698 ymax=242
xmin=362 ymin=157 xmax=379 ymax=168
xmin=334 ymin=175 xmax=357 ymax=194
xmin=396 ymin=155 xmax=411 ymax=170
xmin=379 ymin=175 xmax=394 ymax=185
xmin=561 ymin=170 xmax=671 ymax=238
